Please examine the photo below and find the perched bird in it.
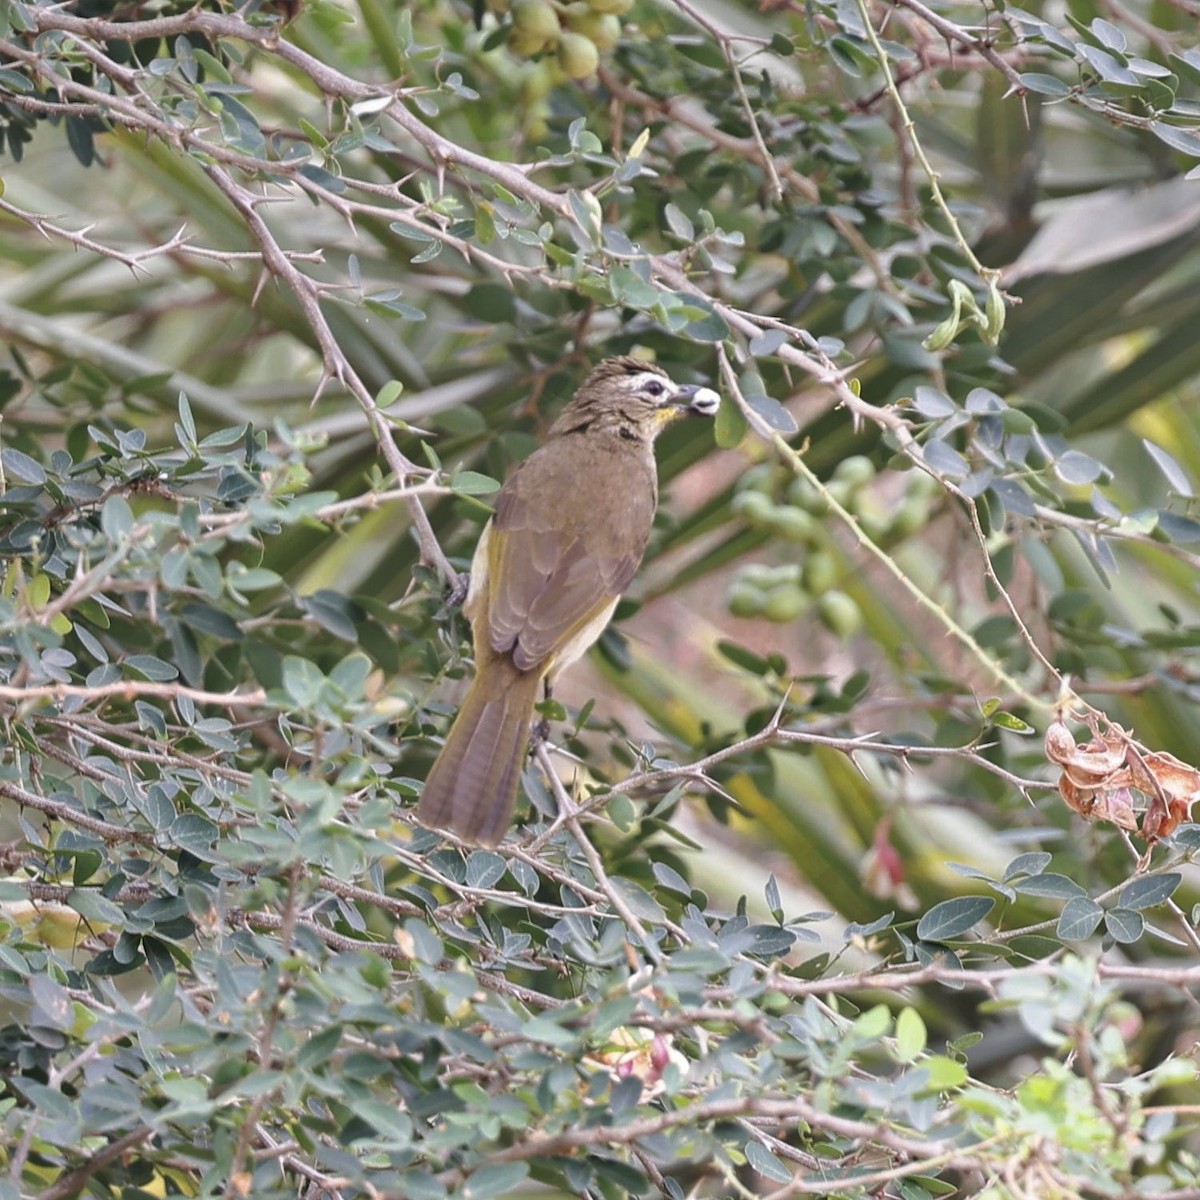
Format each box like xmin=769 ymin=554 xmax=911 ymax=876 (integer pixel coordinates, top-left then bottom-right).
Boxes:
xmin=418 ymin=356 xmax=721 ymax=846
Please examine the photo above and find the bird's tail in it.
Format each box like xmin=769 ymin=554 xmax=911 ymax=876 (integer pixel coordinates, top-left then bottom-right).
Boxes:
xmin=417 ymin=661 xmax=543 ymax=846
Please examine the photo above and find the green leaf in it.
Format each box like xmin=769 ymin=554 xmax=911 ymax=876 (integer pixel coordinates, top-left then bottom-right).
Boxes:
xmin=745 ymin=389 xmax=797 ymax=434
xmin=990 ymin=710 xmax=1035 ymax=733
xmin=1012 ymin=873 xmax=1086 ymax=899
xmin=1078 ymin=44 xmax=1138 ymax=85
xmin=354 ymin=1100 xmax=414 ymax=1144
xmin=924 ymin=440 xmax=970 ymax=479
xmin=765 ymin=873 xmax=783 ymax=922
xmin=451 ymin=470 xmax=501 ymax=496
xmin=916 ymin=896 xmax=994 ymax=941
xmin=125 ymin=655 xmax=179 ymax=682
xmin=1104 ymin=907 xmax=1145 ymax=944
xmin=714 ymin=395 xmax=748 ymax=447
xmin=911 ymin=386 xmax=956 ymax=418
xmin=1 ymin=446 xmax=46 ymax=484
xmin=922 ymin=1055 xmax=969 ymax=1090
xmin=1057 ymin=896 xmax=1103 ymax=940
xmin=745 ymin=1141 xmax=792 ymax=1183
xmin=462 ymin=1163 xmax=530 ymax=1199
xmin=282 ymin=655 xmax=325 ymax=707
xmin=663 ymin=203 xmax=695 ymax=241
xmin=169 ymin=813 xmax=220 ymax=859
xmin=301 ymin=592 xmax=359 ymax=642
xmin=465 ymin=282 xmax=517 ymax=323
xmin=894 ymin=1006 xmax=927 ymax=1062
xmin=1119 ymin=872 xmax=1181 ymax=911
xmin=465 ymin=851 xmax=507 ymax=890
xmin=853 ymin=1003 xmax=891 ymax=1039
xmin=297 ymin=1023 xmax=343 ymax=1070
xmin=1002 ymin=852 xmax=1052 ymax=881
xmin=1143 ymin=439 xmax=1193 ymax=496
xmin=180 ymin=604 xmax=242 ymax=640
xmin=1019 ymin=72 xmax=1070 ymax=95
xmin=67 ymin=889 xmax=125 ymax=925
xmin=610 ymin=877 xmax=666 ymax=922
xmin=101 ymin=495 xmax=135 ymax=540
xmin=652 ymin=861 xmax=692 ymax=895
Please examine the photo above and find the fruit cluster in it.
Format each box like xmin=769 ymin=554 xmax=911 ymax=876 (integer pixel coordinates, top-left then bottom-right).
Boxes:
xmin=497 ymin=0 xmax=630 ymax=78
xmin=726 ymin=458 xmax=940 ymax=634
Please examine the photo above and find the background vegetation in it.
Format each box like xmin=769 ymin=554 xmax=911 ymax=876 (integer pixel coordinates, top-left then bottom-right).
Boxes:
xmin=2 ymin=0 xmax=1200 ymax=1194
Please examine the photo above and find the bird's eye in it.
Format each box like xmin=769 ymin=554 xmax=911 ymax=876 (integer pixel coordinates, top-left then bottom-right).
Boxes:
xmin=643 ymin=380 xmax=665 ymax=398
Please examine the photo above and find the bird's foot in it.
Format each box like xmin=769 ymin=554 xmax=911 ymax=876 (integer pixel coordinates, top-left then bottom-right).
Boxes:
xmin=442 ymin=571 xmax=470 ymax=612
xmin=530 ymin=715 xmax=552 ymax=747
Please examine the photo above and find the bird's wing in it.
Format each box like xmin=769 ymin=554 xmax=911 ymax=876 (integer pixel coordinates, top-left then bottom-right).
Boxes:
xmin=483 ymin=441 xmax=654 ymax=672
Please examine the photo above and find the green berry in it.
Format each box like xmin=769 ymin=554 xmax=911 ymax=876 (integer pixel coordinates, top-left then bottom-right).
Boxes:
xmin=728 ymin=582 xmax=765 ymax=618
xmin=563 ymin=4 xmax=620 ymax=47
xmin=785 ymin=476 xmax=829 ymax=515
xmin=557 ymin=30 xmax=600 ymax=77
xmin=738 ymin=463 xmax=776 ymax=495
xmin=762 ymin=584 xmax=808 ymax=623
xmin=731 ymin=490 xmax=775 ymax=526
xmin=858 ymin=512 xmax=889 ymax=542
xmin=587 ymin=0 xmax=632 ymax=13
xmin=739 ymin=563 xmax=778 ymax=588
xmin=509 ymin=25 xmax=552 ymax=54
xmin=888 ymin=498 xmax=928 ymax=538
xmin=825 ymin=479 xmax=855 ymax=510
xmin=768 ymin=506 xmax=818 ymax=543
xmin=802 ymin=551 xmax=837 ymax=595
xmin=833 ymin=455 xmax=875 ymax=490
xmin=905 ymin=469 xmax=942 ymax=502
xmin=513 ymin=0 xmax=560 ymax=37
xmin=817 ymin=590 xmax=862 ymax=638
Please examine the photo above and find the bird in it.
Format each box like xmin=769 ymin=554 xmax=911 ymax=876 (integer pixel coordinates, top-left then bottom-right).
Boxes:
xmin=417 ymin=356 xmax=721 ymax=846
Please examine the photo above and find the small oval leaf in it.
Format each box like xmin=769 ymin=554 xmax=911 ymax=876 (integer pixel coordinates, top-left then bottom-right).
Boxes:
xmin=916 ymin=896 xmax=994 ymax=942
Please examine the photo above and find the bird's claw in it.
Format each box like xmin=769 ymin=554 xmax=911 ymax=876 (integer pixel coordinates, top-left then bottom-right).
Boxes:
xmin=442 ymin=571 xmax=470 ymax=613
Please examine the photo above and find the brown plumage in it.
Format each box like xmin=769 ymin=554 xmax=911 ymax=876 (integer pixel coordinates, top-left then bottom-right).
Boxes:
xmin=417 ymin=357 xmax=720 ymax=846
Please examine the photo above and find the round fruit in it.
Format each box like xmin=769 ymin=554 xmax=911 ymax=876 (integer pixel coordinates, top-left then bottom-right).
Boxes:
xmin=587 ymin=0 xmax=632 ymax=12
xmin=857 ymin=507 xmax=889 ymax=542
xmin=817 ymin=590 xmax=862 ymax=638
xmin=825 ymin=479 xmax=856 ymax=510
xmin=768 ymin=506 xmax=817 ymax=543
xmin=762 ymin=584 xmax=808 ymax=623
xmin=509 ymin=26 xmax=552 ymax=54
xmin=739 ymin=563 xmax=778 ymax=588
xmin=888 ymin=498 xmax=928 ymax=538
xmin=739 ymin=463 xmax=776 ymax=495
xmin=512 ymin=0 xmax=561 ymax=39
xmin=520 ymin=61 xmax=554 ymax=103
xmin=785 ymin=476 xmax=829 ymax=515
xmin=728 ymin=582 xmax=765 ymax=618
xmin=557 ymin=30 xmax=600 ymax=78
xmin=802 ymin=550 xmax=837 ymax=595
xmin=586 ymin=13 xmax=620 ymax=49
xmin=905 ymin=469 xmax=942 ymax=502
xmin=833 ymin=454 xmax=875 ymax=490
xmin=731 ymin=490 xmax=775 ymax=526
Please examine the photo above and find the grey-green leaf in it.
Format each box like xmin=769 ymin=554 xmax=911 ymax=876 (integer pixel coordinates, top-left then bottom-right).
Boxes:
xmin=916 ymin=896 xmax=994 ymax=941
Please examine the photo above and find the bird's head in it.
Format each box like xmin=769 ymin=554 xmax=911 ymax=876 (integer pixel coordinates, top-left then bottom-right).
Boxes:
xmin=550 ymin=356 xmax=721 ymax=440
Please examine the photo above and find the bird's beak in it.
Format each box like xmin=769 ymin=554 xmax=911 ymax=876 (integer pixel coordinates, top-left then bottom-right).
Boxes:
xmin=672 ymin=384 xmax=721 ymax=417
